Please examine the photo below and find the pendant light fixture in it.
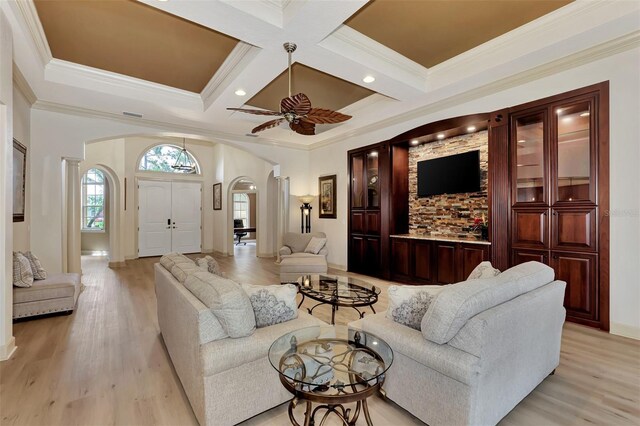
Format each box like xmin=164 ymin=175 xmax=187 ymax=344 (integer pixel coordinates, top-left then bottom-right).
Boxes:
xmin=172 ymin=138 xmax=196 ymax=173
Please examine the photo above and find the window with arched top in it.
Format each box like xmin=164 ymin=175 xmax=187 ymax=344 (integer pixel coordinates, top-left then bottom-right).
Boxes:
xmin=82 ymin=168 xmax=106 ymax=231
xmin=138 ymin=144 xmax=200 ymax=174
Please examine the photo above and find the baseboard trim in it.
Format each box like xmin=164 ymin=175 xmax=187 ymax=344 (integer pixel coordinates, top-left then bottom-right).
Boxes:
xmin=328 ymin=263 xmax=347 ymax=271
xmin=0 ymin=337 xmax=17 ymax=362
xmin=257 ymin=252 xmax=276 ymax=258
xmin=108 ymin=261 xmax=126 ymax=268
xmin=610 ymin=322 xmax=640 ymax=340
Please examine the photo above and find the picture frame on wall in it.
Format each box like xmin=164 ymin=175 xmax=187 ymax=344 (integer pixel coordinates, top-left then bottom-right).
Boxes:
xmin=318 ymin=174 xmax=337 ymax=219
xmin=213 ymin=183 xmax=222 ymax=210
xmin=13 ymin=139 xmax=26 ymax=222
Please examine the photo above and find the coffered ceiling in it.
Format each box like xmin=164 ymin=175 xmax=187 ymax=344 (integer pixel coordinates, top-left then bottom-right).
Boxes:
xmin=5 ymin=0 xmax=637 ymax=149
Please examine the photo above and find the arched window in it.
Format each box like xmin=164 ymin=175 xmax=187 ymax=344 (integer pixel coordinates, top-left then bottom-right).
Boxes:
xmin=233 ymin=193 xmax=250 ymax=227
xmin=82 ymin=168 xmax=106 ymax=231
xmin=138 ymin=144 xmax=200 ymax=174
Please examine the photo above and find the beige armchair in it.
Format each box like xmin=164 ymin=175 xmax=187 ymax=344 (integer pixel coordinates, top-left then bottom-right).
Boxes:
xmin=279 ymin=232 xmax=328 ymax=282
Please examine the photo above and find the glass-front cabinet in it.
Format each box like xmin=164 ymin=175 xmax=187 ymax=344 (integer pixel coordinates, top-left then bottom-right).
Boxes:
xmin=513 ymin=111 xmax=547 ymax=205
xmin=366 ymin=150 xmax=380 ymax=209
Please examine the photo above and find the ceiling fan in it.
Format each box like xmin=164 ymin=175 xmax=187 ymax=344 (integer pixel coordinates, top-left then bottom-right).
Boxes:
xmin=227 ymin=42 xmax=352 ymax=136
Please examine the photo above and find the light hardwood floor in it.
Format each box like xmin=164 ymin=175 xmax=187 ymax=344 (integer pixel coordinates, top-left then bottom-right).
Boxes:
xmin=1 ymin=251 xmax=638 ymax=426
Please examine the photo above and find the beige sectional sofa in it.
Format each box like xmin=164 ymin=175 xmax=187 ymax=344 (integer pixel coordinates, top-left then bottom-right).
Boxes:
xmin=350 ymin=261 xmax=566 ymax=426
xmin=155 ymin=258 xmax=324 ymax=426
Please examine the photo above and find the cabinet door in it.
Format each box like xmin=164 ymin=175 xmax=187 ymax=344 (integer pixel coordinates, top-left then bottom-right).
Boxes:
xmin=512 ymin=110 xmax=548 ymax=206
xmin=552 ymin=99 xmax=597 ymax=205
xmin=459 ymin=244 xmax=489 ymax=281
xmin=351 ymin=212 xmax=365 ymax=234
xmin=512 ymin=249 xmax=549 ymax=265
xmin=365 ymin=150 xmax=380 ymax=209
xmin=391 ymin=239 xmax=411 ymax=278
xmin=349 ymin=236 xmax=365 ymax=272
xmin=414 ymin=240 xmax=433 ymax=282
xmin=552 ymin=208 xmax=597 ymax=251
xmin=551 ymin=251 xmax=598 ymax=322
xmin=365 ymin=211 xmax=380 ymax=235
xmin=435 ymin=242 xmax=457 ymax=284
xmin=512 ymin=208 xmax=549 ymax=249
xmin=350 ymin=154 xmax=365 ymax=209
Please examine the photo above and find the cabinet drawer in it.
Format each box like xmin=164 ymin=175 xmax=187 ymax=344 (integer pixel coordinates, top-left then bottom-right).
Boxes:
xmin=552 ymin=208 xmax=596 ymax=251
xmin=512 ymin=208 xmax=549 ymax=249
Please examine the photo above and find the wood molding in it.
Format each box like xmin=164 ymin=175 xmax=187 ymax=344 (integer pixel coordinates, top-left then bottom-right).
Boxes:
xmin=12 ymin=63 xmax=37 ymax=105
xmin=0 ymin=336 xmax=17 ymax=361
xmin=488 ymin=109 xmax=510 ymax=271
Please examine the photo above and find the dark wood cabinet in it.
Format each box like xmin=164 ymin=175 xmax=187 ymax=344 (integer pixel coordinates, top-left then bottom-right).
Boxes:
xmin=348 ymin=143 xmax=408 ymax=279
xmin=391 ymin=237 xmax=489 ymax=284
xmin=504 ymin=82 xmax=609 ymax=330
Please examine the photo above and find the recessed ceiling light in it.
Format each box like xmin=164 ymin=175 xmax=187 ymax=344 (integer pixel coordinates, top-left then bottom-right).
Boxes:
xmin=369 ymin=151 xmax=378 ymax=157
xmin=467 ymin=126 xmax=476 ymax=132
xmin=235 ymin=89 xmax=246 ymax=96
xmin=580 ymin=112 xmax=590 ymax=117
xmin=517 ymin=139 xmax=526 ymax=143
xmin=556 ymin=108 xmax=563 ymax=114
xmin=363 ymin=75 xmax=376 ymax=83
xmin=437 ymin=134 xmax=445 ymax=139
xmin=411 ymin=139 xmax=419 ymax=145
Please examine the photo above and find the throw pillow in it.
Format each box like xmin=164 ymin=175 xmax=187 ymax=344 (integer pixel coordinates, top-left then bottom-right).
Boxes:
xmin=304 ymin=237 xmax=327 ymax=255
xmin=242 ymin=283 xmax=298 ymax=328
xmin=467 ymin=261 xmax=501 ymax=280
xmin=170 ymin=260 xmax=200 ymax=283
xmin=13 ymin=252 xmax=34 ymax=288
xmin=386 ymin=285 xmax=444 ymax=330
xmin=196 ymin=255 xmax=226 ymax=278
xmin=160 ymin=252 xmax=191 ymax=272
xmin=21 ymin=251 xmax=47 ymax=280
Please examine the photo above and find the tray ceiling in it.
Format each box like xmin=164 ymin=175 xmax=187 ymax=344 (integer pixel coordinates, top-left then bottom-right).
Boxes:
xmin=247 ymin=63 xmax=376 ymax=112
xmin=346 ymin=0 xmax=573 ymax=68
xmin=34 ymin=0 xmax=240 ymax=93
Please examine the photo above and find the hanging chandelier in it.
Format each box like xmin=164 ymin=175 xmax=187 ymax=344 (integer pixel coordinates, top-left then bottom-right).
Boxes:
xmin=172 ymin=138 xmax=196 ymax=173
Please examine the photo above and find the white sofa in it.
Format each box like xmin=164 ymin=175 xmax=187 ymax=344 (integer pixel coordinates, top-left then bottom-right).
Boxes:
xmin=155 ymin=262 xmax=324 ymax=426
xmin=350 ymin=261 xmax=566 ymax=426
xmin=279 ymin=232 xmax=328 ymax=282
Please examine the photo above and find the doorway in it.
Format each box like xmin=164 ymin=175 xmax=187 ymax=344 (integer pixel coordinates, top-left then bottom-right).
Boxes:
xmin=138 ymin=179 xmax=202 ymax=257
xmin=230 ymin=178 xmax=257 ymax=256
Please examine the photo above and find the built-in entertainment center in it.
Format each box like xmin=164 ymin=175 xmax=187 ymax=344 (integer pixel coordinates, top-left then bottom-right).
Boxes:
xmin=347 ymin=82 xmax=609 ymax=331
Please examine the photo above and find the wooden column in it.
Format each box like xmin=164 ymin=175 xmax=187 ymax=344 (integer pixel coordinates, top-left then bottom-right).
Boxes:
xmin=488 ymin=109 xmax=510 ymax=271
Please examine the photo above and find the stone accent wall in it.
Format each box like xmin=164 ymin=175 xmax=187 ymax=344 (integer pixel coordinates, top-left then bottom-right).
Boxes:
xmin=408 ymin=131 xmax=488 ymax=238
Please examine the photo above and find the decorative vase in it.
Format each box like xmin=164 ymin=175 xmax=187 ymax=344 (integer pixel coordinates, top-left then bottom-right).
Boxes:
xmin=481 ymin=227 xmax=489 ymax=241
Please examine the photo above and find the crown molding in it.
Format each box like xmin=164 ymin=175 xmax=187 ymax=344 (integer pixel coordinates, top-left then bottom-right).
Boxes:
xmin=15 ymin=0 xmax=52 ymax=66
xmin=13 ymin=62 xmax=37 ymax=105
xmin=309 ymin=31 xmax=640 ymax=151
xmin=319 ymin=25 xmax=428 ymax=92
xmin=201 ymin=42 xmax=261 ymax=110
xmin=31 ymin=100 xmax=310 ymax=151
xmin=45 ymin=59 xmax=204 ymax=111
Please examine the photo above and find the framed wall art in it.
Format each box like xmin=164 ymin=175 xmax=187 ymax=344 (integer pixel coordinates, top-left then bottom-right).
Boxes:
xmin=318 ymin=174 xmax=337 ymax=219
xmin=13 ymin=139 xmax=26 ymax=222
xmin=213 ymin=182 xmax=222 ymax=210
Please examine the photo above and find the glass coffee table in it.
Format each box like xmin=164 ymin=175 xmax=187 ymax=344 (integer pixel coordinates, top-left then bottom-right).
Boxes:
xmin=292 ymin=274 xmax=380 ymax=325
xmin=269 ymin=325 xmax=393 ymax=426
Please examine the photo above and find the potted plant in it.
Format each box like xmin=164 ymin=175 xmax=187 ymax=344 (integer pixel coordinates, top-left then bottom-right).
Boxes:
xmin=472 ymin=214 xmax=489 ymax=240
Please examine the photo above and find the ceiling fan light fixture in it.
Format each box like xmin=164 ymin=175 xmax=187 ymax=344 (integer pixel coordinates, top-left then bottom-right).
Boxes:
xmin=363 ymin=75 xmax=376 ymax=83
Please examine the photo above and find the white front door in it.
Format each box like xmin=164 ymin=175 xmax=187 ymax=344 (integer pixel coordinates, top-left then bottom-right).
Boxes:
xmin=171 ymin=181 xmax=202 ymax=254
xmin=138 ymin=180 xmax=172 ymax=257
xmin=138 ymin=180 xmax=202 ymax=257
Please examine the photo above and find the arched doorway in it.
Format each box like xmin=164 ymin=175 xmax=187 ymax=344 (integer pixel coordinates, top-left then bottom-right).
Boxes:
xmin=227 ymin=177 xmax=258 ymax=256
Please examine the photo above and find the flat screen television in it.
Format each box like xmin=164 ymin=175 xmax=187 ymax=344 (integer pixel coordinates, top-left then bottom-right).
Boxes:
xmin=417 ymin=150 xmax=481 ymax=197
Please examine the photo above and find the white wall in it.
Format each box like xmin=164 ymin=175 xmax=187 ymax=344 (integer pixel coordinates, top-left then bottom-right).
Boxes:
xmin=309 ymin=47 xmax=640 ymax=338
xmin=12 ymin=87 xmax=29 ymax=252
xmin=0 ymin=8 xmax=15 ymax=360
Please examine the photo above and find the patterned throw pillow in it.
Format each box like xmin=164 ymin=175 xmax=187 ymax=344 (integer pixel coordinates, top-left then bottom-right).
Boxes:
xmin=196 ymin=256 xmax=226 ymax=278
xmin=21 ymin=251 xmax=47 ymax=280
xmin=304 ymin=237 xmax=327 ymax=255
xmin=242 ymin=284 xmax=298 ymax=328
xmin=386 ymin=285 xmax=444 ymax=330
xmin=467 ymin=261 xmax=501 ymax=280
xmin=13 ymin=252 xmax=34 ymax=288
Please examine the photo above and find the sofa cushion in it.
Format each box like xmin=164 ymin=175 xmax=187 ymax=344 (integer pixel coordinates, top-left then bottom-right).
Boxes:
xmin=467 ymin=261 xmax=500 ymax=280
xmin=21 ymin=251 xmax=47 ymax=280
xmin=13 ymin=272 xmax=81 ymax=304
xmin=279 ymin=256 xmax=328 ymax=274
xmin=421 ymin=261 xmax=555 ymax=344
xmin=386 ymin=285 xmax=444 ymax=330
xmin=304 ymin=237 xmax=327 ymax=255
xmin=196 ymin=255 xmax=226 ymax=278
xmin=170 ymin=260 xmax=200 ymax=283
xmin=13 ymin=252 xmax=34 ymax=288
xmin=201 ymin=311 xmax=323 ymax=376
xmin=242 ymin=284 xmax=298 ymax=328
xmin=184 ymin=271 xmax=255 ymax=338
xmin=160 ymin=252 xmax=191 ymax=272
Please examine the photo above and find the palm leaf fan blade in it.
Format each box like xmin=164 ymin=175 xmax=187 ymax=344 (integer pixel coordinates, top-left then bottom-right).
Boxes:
xmin=252 ymin=118 xmax=286 ymax=133
xmin=302 ymin=108 xmax=352 ymax=124
xmin=227 ymin=108 xmax=282 ymax=116
xmin=290 ymin=120 xmax=315 ymax=135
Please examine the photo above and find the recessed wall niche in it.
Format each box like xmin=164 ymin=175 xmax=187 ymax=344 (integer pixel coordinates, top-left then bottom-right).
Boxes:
xmin=408 ymin=131 xmax=488 ymax=238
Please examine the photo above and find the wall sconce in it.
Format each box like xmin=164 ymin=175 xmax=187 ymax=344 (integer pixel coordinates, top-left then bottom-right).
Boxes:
xmin=298 ymin=195 xmax=314 ymax=233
